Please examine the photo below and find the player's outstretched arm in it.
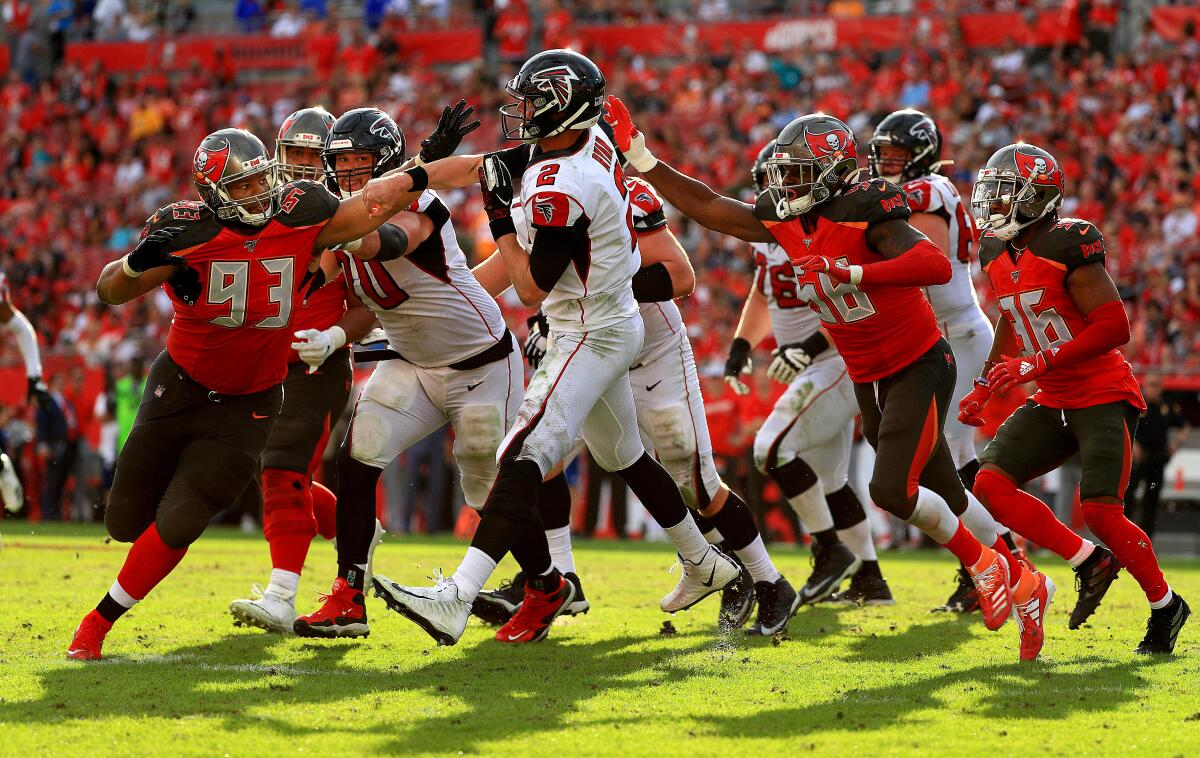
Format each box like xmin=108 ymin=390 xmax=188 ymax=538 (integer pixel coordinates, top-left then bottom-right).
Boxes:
xmin=799 ymin=218 xmax=951 ymax=289
xmin=471 ymin=252 xmax=513 ymax=298
xmin=342 ymin=212 xmax=435 ymax=262
xmin=316 ymin=184 xmax=423 ymax=249
xmin=97 ymin=225 xmax=191 ymax=305
xmin=633 ymin=227 xmax=695 ymax=301
xmin=734 ymin=285 xmax=772 ymax=349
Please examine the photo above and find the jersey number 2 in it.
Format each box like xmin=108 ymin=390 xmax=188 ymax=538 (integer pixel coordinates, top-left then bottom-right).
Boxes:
xmin=207 ymin=257 xmax=293 ymax=329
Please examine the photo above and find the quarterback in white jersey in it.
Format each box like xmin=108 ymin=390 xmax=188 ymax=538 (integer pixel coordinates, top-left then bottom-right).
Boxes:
xmin=360 ymin=50 xmax=737 ymax=647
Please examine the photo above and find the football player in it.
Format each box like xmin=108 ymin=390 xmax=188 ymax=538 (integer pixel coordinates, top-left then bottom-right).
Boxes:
xmin=607 ymin=99 xmax=1055 ymax=658
xmin=726 ymin=140 xmax=890 ymax=607
xmin=868 ymin=109 xmax=1029 ymax=613
xmin=227 ymin=106 xmax=378 ymax=633
xmin=0 ymin=272 xmax=50 ymax=513
xmin=66 ymin=127 xmax=423 ymax=660
xmin=362 ymin=50 xmax=739 ymax=646
xmin=963 ymin=143 xmax=1189 ymax=655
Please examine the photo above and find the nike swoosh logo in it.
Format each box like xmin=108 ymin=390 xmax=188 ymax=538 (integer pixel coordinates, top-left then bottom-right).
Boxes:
xmin=466 ymin=382 xmax=484 ymax=391
xmin=506 ymin=633 xmax=524 ymax=641
xmin=700 ymin=564 xmax=717 ymax=588
xmin=645 ymin=380 xmax=663 ymax=392
xmin=251 ymin=413 xmax=269 ymax=419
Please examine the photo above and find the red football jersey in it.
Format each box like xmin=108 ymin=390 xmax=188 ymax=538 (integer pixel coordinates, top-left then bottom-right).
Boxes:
xmin=289 ymin=270 xmax=350 ymax=365
xmin=144 ymin=180 xmax=339 ymax=394
xmin=978 ymin=218 xmax=1145 ymax=411
xmin=755 ymin=179 xmax=942 ymax=383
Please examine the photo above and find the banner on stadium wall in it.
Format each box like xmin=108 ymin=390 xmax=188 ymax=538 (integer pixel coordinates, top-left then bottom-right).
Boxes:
xmin=1149 ymin=7 xmax=1200 ymax=42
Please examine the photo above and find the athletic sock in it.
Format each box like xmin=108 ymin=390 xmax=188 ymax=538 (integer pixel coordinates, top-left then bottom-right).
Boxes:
xmin=837 ymin=520 xmax=877 ymax=561
xmin=97 ymin=523 xmax=188 ymax=623
xmin=539 ymin=473 xmax=575 ymax=574
xmin=1150 ymin=589 xmax=1175 ymax=610
xmin=772 ymin=459 xmax=835 ymax=533
xmin=909 ymin=487 xmax=983 ymax=566
xmin=663 ymin=516 xmax=712 ymax=564
xmin=335 ymin=448 xmax=384 ymax=569
xmin=1081 ymin=500 xmax=1170 ymax=605
xmin=692 ymin=511 xmax=724 ymax=544
xmin=337 ymin=561 xmax=369 ymax=591
xmin=991 ymin=537 xmax=1021 ymax=585
xmin=618 ymin=453 xmax=689 ymax=530
xmin=959 ymin=490 xmax=1000 ymax=546
xmin=266 ymin=568 xmax=299 ymax=598
xmin=734 ymin=535 xmax=781 ymax=584
xmin=451 ymin=546 xmax=498 ymax=603
xmin=1001 ymin=530 xmax=1018 ymax=553
xmin=311 ymin=481 xmax=338 ymax=540
xmin=545 ymin=526 xmax=575 ymax=575
xmin=1067 ymin=541 xmax=1096 ymax=568
xmin=268 ymin=532 xmax=312 ymax=576
xmin=974 ymin=468 xmax=1088 ymax=562
xmin=828 ymin=485 xmax=877 ymax=561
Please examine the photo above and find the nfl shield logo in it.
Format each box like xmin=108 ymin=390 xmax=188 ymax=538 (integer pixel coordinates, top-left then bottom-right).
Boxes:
xmin=1011 ymin=271 xmax=1019 ymax=283
xmin=155 ymin=385 xmax=165 ymax=398
xmin=244 ymin=239 xmax=259 ymax=252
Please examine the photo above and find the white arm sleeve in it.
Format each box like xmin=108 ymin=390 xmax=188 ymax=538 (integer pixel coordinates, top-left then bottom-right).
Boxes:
xmin=4 ymin=309 xmax=42 ymax=378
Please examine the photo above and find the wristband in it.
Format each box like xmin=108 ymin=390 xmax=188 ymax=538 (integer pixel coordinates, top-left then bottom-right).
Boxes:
xmin=847 ymin=264 xmax=863 ymax=286
xmin=122 ymin=256 xmax=144 ymax=278
xmin=404 ymin=166 xmax=429 ymax=193
xmin=798 ymin=330 xmax=830 ymax=358
xmin=624 ymin=131 xmax=659 ymax=173
xmin=489 ymin=216 xmax=517 ymax=240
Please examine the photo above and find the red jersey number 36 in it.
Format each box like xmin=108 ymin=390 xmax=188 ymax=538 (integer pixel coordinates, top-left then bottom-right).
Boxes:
xmin=206 ymin=257 xmax=294 ymax=329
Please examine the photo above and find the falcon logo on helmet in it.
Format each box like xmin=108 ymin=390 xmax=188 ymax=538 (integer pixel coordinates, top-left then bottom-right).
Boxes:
xmin=908 ymin=118 xmax=937 ymax=147
xmin=531 ymin=66 xmax=580 ymax=112
xmin=369 ymin=115 xmax=401 ymax=142
xmin=804 ymin=127 xmax=855 ymax=160
xmin=194 ymin=145 xmax=230 ymax=184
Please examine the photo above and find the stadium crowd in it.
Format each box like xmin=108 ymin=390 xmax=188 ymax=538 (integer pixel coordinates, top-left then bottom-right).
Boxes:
xmin=1 ymin=3 xmax=1197 ymax=532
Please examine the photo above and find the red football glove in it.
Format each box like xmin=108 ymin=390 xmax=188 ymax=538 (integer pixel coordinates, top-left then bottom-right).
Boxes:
xmin=957 ymin=379 xmax=992 ymax=428
xmin=987 ymin=352 xmax=1051 ymax=394
xmin=603 ymin=95 xmax=636 ymax=153
xmin=793 ymin=255 xmax=860 ymax=285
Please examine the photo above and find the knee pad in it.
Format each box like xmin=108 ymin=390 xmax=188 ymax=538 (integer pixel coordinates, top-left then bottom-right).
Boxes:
xmin=457 ymin=457 xmax=497 ymax=511
xmin=868 ymin=475 xmax=908 ymax=513
xmin=105 ymin=502 xmax=152 ymax=544
xmin=311 ymin=480 xmax=337 ymax=540
xmin=349 ymin=406 xmax=391 ymax=468
xmin=455 ymin=404 xmax=505 ymax=459
xmin=480 ymin=458 xmax=541 ymax=528
xmin=155 ymin=498 xmax=213 ymax=550
xmin=767 ymin=456 xmax=818 ymax=499
xmin=262 ymin=468 xmax=317 ymax=543
xmin=643 ymin=405 xmax=697 ymax=462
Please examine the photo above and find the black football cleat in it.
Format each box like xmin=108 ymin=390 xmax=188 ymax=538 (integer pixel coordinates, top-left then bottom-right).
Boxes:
xmin=799 ymin=541 xmax=860 ymax=605
xmin=828 ymin=570 xmax=895 ymax=607
xmin=471 ymin=572 xmax=526 ymax=626
xmin=1069 ymin=546 xmax=1121 ymax=630
xmin=718 ymin=558 xmax=756 ymax=631
xmin=932 ymin=565 xmax=979 ymax=613
xmin=745 ymin=576 xmax=801 ymax=636
xmin=563 ymin=571 xmax=590 ymax=617
xmin=1135 ymin=594 xmax=1190 ymax=655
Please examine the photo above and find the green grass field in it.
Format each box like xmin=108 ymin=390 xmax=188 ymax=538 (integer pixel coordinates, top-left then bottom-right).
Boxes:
xmin=2 ymin=523 xmax=1199 ymax=756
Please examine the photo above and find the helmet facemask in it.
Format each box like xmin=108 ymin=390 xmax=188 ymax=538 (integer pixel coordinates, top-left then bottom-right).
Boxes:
xmin=322 ymin=146 xmax=387 ymax=200
xmin=200 ymin=160 xmax=282 ymax=227
xmin=277 ymin=141 xmax=326 ymax=182
xmin=500 ymin=78 xmax=598 ymax=144
xmin=972 ymin=168 xmax=1058 ymax=242
xmin=766 ymin=153 xmax=841 ymax=218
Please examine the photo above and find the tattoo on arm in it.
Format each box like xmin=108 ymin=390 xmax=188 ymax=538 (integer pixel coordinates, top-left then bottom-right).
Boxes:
xmin=866 ymin=219 xmax=930 ymax=259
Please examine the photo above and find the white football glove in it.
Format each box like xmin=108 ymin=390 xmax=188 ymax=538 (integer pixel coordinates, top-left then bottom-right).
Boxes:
xmin=291 ymin=326 xmax=347 ymax=373
xmin=767 ymin=344 xmax=813 ymax=384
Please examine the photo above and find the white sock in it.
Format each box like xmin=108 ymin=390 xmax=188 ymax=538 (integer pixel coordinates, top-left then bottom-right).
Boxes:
xmin=663 ymin=514 xmax=711 ymax=564
xmin=907 ymin=486 xmax=959 ymax=544
xmin=451 ymin=547 xmax=497 ymax=603
xmin=1067 ymin=540 xmax=1096 ymax=567
xmin=959 ymin=490 xmax=1000 ymax=547
xmin=996 ymin=524 xmax=1011 ymax=537
xmin=108 ymin=580 xmax=138 ymax=609
xmin=1150 ymin=588 xmax=1175 ymax=610
xmin=786 ymin=482 xmax=834 ymax=533
xmin=734 ymin=535 xmax=780 ymax=584
xmin=266 ymin=569 xmax=299 ymax=598
xmin=837 ymin=518 xmax=877 ymax=562
xmin=545 ymin=526 xmax=575 ymax=574
xmin=701 ymin=527 xmax=724 ymax=545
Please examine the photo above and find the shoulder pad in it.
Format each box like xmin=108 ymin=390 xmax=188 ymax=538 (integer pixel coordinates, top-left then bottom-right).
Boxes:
xmin=825 ymin=178 xmax=911 ymax=225
xmin=275 ymin=180 xmax=340 ymax=228
xmin=902 ymin=177 xmax=944 ymax=213
xmin=753 ymin=192 xmax=784 ymax=223
xmin=141 ymin=201 xmax=220 ymax=253
xmin=627 ymin=178 xmax=667 ymax=232
xmin=1034 ymin=218 xmax=1105 ymax=269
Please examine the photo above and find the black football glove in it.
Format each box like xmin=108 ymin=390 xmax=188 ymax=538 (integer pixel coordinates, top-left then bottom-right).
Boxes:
xmin=298 ymin=266 xmax=326 ymax=302
xmin=127 ymin=226 xmax=187 ymax=274
xmin=419 ymin=99 xmax=482 ymax=164
xmin=167 ymin=265 xmax=201 ymax=306
xmin=27 ymin=376 xmax=51 ymax=409
xmin=724 ymin=338 xmax=752 ymax=396
xmin=523 ymin=310 xmax=549 ymax=370
xmin=479 ymin=153 xmax=514 ymax=221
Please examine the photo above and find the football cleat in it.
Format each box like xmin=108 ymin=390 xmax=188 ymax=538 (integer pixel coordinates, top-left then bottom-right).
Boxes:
xmin=66 ymin=610 xmax=112 ymax=661
xmin=230 ymin=584 xmax=296 ymax=634
xmin=293 ymin=578 xmax=369 ymax=638
xmin=1069 ymin=546 xmax=1121 ymax=630
xmin=826 ymin=570 xmax=896 ymax=607
xmin=1014 ymin=571 xmax=1055 ymax=661
xmin=745 ymin=576 xmax=801 ymax=637
xmin=660 ymin=546 xmax=740 ymax=613
xmin=1135 ymin=594 xmax=1190 ymax=655
xmin=0 ymin=452 xmax=24 ymax=513
xmin=563 ymin=572 xmax=590 ymax=617
xmin=472 ymin=571 xmax=526 ymax=626
xmin=968 ymin=548 xmax=1012 ymax=631
xmin=799 ymin=541 xmax=861 ymax=605
xmin=371 ymin=572 xmax=470 ymax=646
xmin=932 ymin=565 xmax=980 ymax=613
xmin=496 ymin=573 xmax=576 ymax=644
xmin=718 ymin=560 xmax=756 ymax=631
xmin=365 ymin=518 xmax=384 ymax=589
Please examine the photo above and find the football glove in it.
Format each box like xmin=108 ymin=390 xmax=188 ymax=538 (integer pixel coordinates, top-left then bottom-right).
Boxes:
xmin=125 ymin=225 xmax=186 ymax=275
xmin=724 ymin=337 xmax=752 ymax=396
xmin=419 ymin=99 xmax=481 ymax=164
xmin=479 ymin=154 xmax=514 ymax=220
xmin=793 ymin=255 xmax=861 ymax=286
xmin=291 ymin=326 xmax=347 ymax=372
xmin=26 ymin=376 xmax=51 ymax=409
xmin=524 ymin=311 xmax=549 ymax=370
xmin=987 ymin=352 xmax=1050 ymax=394
xmin=957 ymin=378 xmax=992 ymax=428
xmin=767 ymin=343 xmax=813 ymax=384
xmin=298 ymin=266 xmax=326 ymax=302
xmin=603 ymin=95 xmax=657 ymax=172
xmin=167 ymin=265 xmax=201 ymax=306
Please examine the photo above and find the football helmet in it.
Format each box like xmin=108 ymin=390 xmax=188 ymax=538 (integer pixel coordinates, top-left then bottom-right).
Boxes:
xmin=765 ymin=114 xmax=859 ymax=218
xmin=751 ymin=139 xmax=776 ymax=193
xmin=500 ymin=49 xmax=606 ymax=143
xmin=868 ymin=108 xmax=942 ymax=183
xmin=192 ymin=128 xmax=281 ymax=227
xmin=277 ymin=106 xmax=335 ymax=182
xmin=971 ymin=143 xmax=1064 ymax=241
xmin=322 ymin=108 xmax=406 ymax=200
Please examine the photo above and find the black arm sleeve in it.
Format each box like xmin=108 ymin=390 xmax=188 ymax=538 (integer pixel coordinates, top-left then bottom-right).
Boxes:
xmin=373 ymin=223 xmax=411 ymax=262
xmin=529 ymin=222 xmax=590 ymax=293
xmin=798 ymin=330 xmax=830 ymax=359
xmin=631 ymin=262 xmax=674 ymax=302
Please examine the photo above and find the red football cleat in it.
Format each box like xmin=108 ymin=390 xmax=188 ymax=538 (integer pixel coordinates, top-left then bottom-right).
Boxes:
xmin=67 ymin=610 xmax=112 ymax=661
xmin=495 ymin=574 xmax=575 ymax=644
xmin=1014 ymin=571 xmax=1056 ymax=661
xmin=293 ymin=578 xmax=370 ymax=638
xmin=968 ymin=548 xmax=1013 ymax=631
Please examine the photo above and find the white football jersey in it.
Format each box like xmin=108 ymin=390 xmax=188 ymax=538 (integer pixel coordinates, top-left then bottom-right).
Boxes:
xmin=338 ymin=189 xmax=507 ymax=368
xmin=518 ymin=125 xmax=640 ymax=333
xmin=750 ymin=241 xmax=837 ymax=363
xmin=624 ymin=176 xmax=685 ymax=360
xmin=902 ymin=172 xmax=984 ymax=327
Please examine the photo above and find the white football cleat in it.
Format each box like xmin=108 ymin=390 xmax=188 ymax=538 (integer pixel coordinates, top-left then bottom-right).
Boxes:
xmin=230 ymin=584 xmax=297 ymax=634
xmin=371 ymin=572 xmax=471 ymax=646
xmin=0 ymin=453 xmax=24 ymax=513
xmin=660 ymin=546 xmax=741 ymax=613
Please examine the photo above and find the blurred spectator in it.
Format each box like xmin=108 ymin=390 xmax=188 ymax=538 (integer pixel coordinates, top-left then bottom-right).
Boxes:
xmin=37 ymin=372 xmax=78 ymax=520
xmin=495 ymin=2 xmax=531 ymax=63
xmin=46 ymin=0 xmax=72 ymax=65
xmin=235 ymin=0 xmax=265 ymax=34
xmin=91 ymin=0 xmax=123 ymax=40
xmin=1125 ymin=374 xmax=1190 ymax=539
xmin=271 ymin=2 xmax=305 ymax=37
